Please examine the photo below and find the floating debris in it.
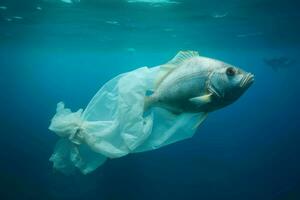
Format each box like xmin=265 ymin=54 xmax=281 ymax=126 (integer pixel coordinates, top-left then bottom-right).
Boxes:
xmin=127 ymin=0 xmax=179 ymax=4
xmin=5 ymin=18 xmax=12 ymax=22
xmin=36 ymin=6 xmax=42 ymax=10
xmin=211 ymin=12 xmax=228 ymax=18
xmin=61 ymin=0 xmax=75 ymax=3
xmin=66 ymin=0 xmax=80 ymax=3
xmin=163 ymin=28 xmax=174 ymax=32
xmin=62 ymin=0 xmax=70 ymax=3
xmin=126 ymin=48 xmax=136 ymax=52
xmin=12 ymin=16 xmax=23 ymax=20
xmin=46 ymin=0 xmax=80 ymax=4
xmin=237 ymin=32 xmax=263 ymax=38
xmin=0 ymin=6 xmax=7 ymax=10
xmin=105 ymin=21 xmax=119 ymax=25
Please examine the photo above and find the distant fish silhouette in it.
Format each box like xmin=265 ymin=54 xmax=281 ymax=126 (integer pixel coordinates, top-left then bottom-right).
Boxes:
xmin=264 ymin=56 xmax=296 ymax=71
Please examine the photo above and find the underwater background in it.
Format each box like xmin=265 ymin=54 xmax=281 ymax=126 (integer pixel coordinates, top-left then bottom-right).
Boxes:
xmin=1 ymin=0 xmax=300 ymax=199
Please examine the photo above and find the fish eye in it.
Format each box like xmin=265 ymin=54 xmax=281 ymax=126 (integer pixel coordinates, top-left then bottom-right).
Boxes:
xmin=226 ymin=67 xmax=236 ymax=76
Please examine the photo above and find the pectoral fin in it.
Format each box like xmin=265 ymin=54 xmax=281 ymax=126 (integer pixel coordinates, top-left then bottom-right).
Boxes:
xmin=189 ymin=93 xmax=212 ymax=106
xmin=193 ymin=112 xmax=208 ymax=129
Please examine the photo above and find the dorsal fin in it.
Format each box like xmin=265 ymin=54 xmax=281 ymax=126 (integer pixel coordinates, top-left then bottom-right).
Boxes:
xmin=168 ymin=51 xmax=199 ymax=66
xmin=154 ymin=51 xmax=200 ymax=89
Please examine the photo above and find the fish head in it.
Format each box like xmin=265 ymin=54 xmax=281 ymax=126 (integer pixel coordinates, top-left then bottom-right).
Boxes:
xmin=208 ymin=63 xmax=254 ymax=104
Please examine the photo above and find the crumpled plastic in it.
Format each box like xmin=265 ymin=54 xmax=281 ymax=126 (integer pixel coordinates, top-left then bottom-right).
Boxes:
xmin=49 ymin=66 xmax=204 ymax=174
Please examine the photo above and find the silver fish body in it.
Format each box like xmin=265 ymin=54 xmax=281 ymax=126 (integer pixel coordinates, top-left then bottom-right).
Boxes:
xmin=145 ymin=51 xmax=254 ymax=114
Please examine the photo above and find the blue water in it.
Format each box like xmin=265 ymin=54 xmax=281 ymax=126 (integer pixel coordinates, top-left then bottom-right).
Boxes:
xmin=1 ymin=0 xmax=300 ymax=199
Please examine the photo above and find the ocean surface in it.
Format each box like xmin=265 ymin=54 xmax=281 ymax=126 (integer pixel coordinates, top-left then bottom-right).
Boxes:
xmin=1 ymin=0 xmax=300 ymax=199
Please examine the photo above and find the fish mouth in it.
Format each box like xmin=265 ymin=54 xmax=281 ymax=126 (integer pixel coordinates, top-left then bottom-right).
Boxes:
xmin=240 ymin=73 xmax=254 ymax=87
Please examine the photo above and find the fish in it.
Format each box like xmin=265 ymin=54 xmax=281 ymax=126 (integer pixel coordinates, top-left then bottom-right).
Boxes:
xmin=264 ymin=56 xmax=296 ymax=71
xmin=144 ymin=51 xmax=254 ymax=115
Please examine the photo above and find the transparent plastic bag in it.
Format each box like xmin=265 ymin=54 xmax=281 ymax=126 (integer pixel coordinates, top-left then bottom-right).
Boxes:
xmin=49 ymin=66 xmax=204 ymax=174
